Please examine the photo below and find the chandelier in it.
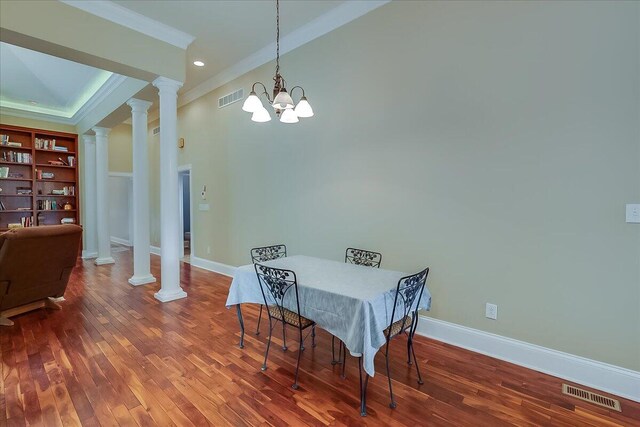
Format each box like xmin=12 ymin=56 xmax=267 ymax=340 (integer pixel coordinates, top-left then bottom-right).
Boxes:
xmin=241 ymin=0 xmax=314 ymax=123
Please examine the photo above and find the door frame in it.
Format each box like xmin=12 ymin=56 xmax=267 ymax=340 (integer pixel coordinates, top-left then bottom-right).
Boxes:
xmin=178 ymin=164 xmax=193 ymax=261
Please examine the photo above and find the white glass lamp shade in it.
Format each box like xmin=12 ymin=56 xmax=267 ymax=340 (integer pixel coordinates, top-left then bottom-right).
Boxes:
xmin=242 ymin=91 xmax=263 ymax=113
xmin=279 ymin=108 xmax=299 ymax=124
xmin=251 ymin=106 xmax=272 ymax=122
xmin=272 ymin=90 xmax=294 ymax=110
xmin=294 ymin=96 xmax=314 ymax=118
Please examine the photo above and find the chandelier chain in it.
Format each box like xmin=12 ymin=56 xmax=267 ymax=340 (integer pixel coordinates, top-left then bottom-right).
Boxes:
xmin=275 ymin=0 xmax=280 ymax=78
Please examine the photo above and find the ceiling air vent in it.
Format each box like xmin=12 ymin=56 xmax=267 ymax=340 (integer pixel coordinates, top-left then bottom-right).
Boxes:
xmin=218 ymin=89 xmax=244 ymax=109
xmin=152 ymin=126 xmax=160 ymax=136
xmin=562 ymin=384 xmax=621 ymax=412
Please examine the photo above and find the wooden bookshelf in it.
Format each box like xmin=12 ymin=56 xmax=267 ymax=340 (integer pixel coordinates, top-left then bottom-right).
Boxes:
xmin=0 ymin=124 xmax=79 ymax=230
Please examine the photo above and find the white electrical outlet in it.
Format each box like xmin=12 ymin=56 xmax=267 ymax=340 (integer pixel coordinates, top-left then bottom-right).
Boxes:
xmin=485 ymin=303 xmax=498 ymax=320
xmin=626 ymin=204 xmax=640 ymax=223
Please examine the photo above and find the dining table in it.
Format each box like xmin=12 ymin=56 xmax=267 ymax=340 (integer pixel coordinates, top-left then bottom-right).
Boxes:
xmin=225 ymin=255 xmax=431 ymax=416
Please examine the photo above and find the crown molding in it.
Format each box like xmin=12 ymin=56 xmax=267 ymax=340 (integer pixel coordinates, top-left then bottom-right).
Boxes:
xmin=179 ymin=0 xmax=390 ymax=107
xmin=0 ymin=106 xmax=75 ymax=125
xmin=0 ymin=74 xmax=129 ymax=126
xmin=59 ymin=0 xmax=195 ymax=50
xmin=73 ymin=74 xmax=128 ymax=124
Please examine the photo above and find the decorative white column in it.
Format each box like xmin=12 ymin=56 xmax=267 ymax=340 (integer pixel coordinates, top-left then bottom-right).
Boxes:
xmin=152 ymin=77 xmax=186 ymax=302
xmin=93 ymin=127 xmax=115 ymax=265
xmin=126 ymin=98 xmax=156 ymax=286
xmin=81 ymin=135 xmax=98 ymax=259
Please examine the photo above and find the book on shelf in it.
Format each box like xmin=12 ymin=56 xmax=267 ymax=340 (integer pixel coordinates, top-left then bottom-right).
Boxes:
xmin=36 ymin=170 xmax=55 ymax=180
xmin=35 ymin=138 xmax=56 ymax=150
xmin=51 ymin=186 xmax=74 ymax=196
xmin=37 ymin=199 xmax=61 ymax=210
xmin=16 ymin=187 xmax=32 ymax=195
xmin=61 ymin=217 xmax=75 ymax=224
xmin=0 ymin=134 xmax=8 ymax=145
xmin=6 ymin=142 xmax=22 ymax=148
xmin=19 ymin=216 xmax=34 ymax=227
xmin=1 ymin=151 xmax=32 ymax=163
xmin=53 ymin=146 xmax=68 ymax=152
xmin=8 ymin=223 xmax=23 ymax=229
xmin=0 ymin=200 xmax=6 ymax=210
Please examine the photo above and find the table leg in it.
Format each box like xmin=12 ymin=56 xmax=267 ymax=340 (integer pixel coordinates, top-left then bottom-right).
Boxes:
xmin=358 ymin=357 xmax=369 ymax=416
xmin=236 ymin=304 xmax=245 ymax=349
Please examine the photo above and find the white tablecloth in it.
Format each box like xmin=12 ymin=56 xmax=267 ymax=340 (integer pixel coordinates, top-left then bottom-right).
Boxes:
xmin=225 ymin=255 xmax=431 ymax=377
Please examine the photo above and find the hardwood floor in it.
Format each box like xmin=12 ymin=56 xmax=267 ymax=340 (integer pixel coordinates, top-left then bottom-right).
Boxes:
xmin=1 ymin=249 xmax=639 ymax=426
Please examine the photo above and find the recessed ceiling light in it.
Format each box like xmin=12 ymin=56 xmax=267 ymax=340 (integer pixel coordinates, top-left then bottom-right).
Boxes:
xmin=193 ymin=60 xmax=205 ymax=67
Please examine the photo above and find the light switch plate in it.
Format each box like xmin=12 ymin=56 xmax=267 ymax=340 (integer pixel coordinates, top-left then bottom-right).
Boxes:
xmin=626 ymin=204 xmax=640 ymax=223
xmin=199 ymin=203 xmax=210 ymax=211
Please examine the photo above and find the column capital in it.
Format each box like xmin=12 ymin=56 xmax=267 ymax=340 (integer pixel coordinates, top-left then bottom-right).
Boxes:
xmin=82 ymin=134 xmax=96 ymax=144
xmin=152 ymin=77 xmax=183 ymax=94
xmin=92 ymin=127 xmax=111 ymax=137
xmin=127 ymin=98 xmax=153 ymax=113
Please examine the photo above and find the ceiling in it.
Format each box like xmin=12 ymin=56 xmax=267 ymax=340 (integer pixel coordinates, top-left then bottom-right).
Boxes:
xmin=112 ymin=0 xmax=345 ymax=92
xmin=1 ymin=0 xmax=379 ymax=128
xmin=0 ymin=42 xmax=115 ymax=119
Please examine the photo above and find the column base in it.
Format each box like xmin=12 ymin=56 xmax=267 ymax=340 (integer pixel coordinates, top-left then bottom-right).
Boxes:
xmin=82 ymin=251 xmax=98 ymax=259
xmin=154 ymin=288 xmax=187 ymax=303
xmin=95 ymin=257 xmax=115 ymax=265
xmin=128 ymin=275 xmax=157 ymax=286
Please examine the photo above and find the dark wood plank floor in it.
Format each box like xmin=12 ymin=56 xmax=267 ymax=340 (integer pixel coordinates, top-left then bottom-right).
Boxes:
xmin=1 ymin=248 xmax=639 ymax=426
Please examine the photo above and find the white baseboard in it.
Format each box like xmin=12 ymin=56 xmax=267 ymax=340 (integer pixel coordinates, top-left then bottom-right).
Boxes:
xmin=415 ymin=316 xmax=640 ymax=403
xmin=110 ymin=236 xmax=132 ymax=246
xmin=190 ymin=256 xmax=235 ymax=277
xmin=81 ymin=250 xmax=97 ymax=259
xmin=146 ymin=246 xmax=235 ymax=277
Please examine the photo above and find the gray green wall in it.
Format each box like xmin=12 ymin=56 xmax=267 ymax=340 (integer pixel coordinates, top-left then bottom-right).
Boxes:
xmin=120 ymin=1 xmax=639 ymax=370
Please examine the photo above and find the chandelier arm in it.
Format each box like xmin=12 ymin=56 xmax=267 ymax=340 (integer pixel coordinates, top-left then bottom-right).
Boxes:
xmin=251 ymin=81 xmax=273 ymax=102
xmin=289 ymin=86 xmax=305 ymax=100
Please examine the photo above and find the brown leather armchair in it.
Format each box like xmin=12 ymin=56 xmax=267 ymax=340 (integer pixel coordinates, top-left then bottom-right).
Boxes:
xmin=0 ymin=224 xmax=82 ymax=326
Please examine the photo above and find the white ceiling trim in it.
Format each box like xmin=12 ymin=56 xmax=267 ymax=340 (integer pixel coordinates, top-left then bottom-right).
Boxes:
xmin=59 ymin=0 xmax=195 ymax=50
xmin=72 ymin=74 xmax=129 ymax=124
xmin=179 ymin=0 xmax=390 ymax=108
xmin=0 ymin=74 xmax=129 ymax=126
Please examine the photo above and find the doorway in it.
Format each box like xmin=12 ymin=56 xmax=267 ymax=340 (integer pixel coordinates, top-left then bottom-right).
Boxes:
xmin=178 ymin=167 xmax=192 ymax=263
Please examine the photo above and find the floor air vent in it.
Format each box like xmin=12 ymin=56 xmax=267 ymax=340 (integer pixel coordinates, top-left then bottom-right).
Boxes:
xmin=562 ymin=384 xmax=621 ymax=412
xmin=218 ymin=89 xmax=244 ymax=108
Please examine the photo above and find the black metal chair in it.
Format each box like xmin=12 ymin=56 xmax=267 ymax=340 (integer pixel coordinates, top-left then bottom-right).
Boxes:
xmin=254 ymin=263 xmax=316 ymax=390
xmin=250 ymin=244 xmax=287 ymax=338
xmin=384 ymin=267 xmax=429 ymax=409
xmin=333 ymin=248 xmax=383 ymax=377
xmin=345 ymin=247 xmax=382 ymax=268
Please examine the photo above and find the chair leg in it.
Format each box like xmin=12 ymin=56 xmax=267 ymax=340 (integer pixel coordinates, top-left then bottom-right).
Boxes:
xmin=262 ymin=319 xmax=274 ymax=371
xmin=282 ymin=323 xmax=287 ymax=351
xmin=292 ymin=328 xmax=304 ymax=390
xmin=409 ymin=314 xmax=424 ymax=384
xmin=385 ymin=341 xmax=396 ymax=409
xmin=255 ymin=305 xmax=263 ymax=335
xmin=341 ymin=344 xmax=347 ymax=379
xmin=407 ymin=336 xmax=413 ymax=365
xmin=311 ymin=325 xmax=316 ymax=348
xmin=410 ymin=338 xmax=424 ymax=385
